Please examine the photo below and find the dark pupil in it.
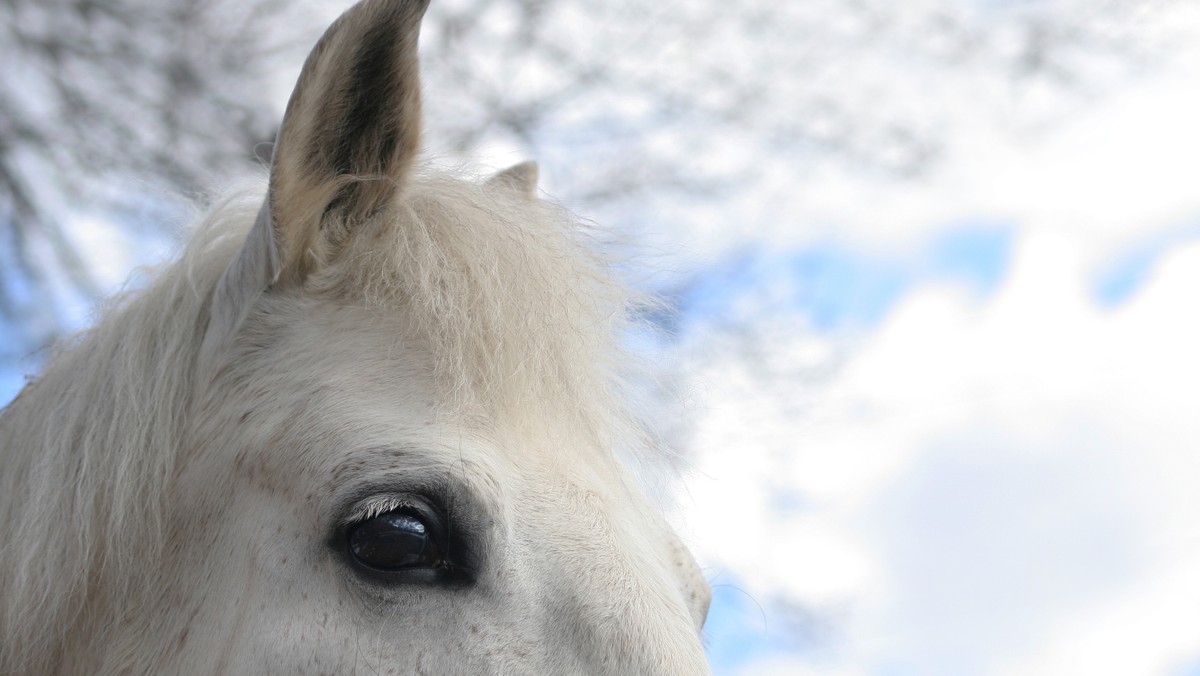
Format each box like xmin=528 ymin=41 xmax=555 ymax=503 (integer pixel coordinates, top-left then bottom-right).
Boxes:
xmin=349 ymin=511 xmax=438 ymax=570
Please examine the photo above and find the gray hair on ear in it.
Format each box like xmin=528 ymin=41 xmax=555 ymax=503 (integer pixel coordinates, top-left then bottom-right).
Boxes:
xmin=202 ymin=0 xmax=430 ymax=365
xmin=487 ymin=161 xmax=539 ymax=197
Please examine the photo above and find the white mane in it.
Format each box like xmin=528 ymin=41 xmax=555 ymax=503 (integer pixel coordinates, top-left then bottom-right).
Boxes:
xmin=0 ymin=172 xmax=645 ymax=672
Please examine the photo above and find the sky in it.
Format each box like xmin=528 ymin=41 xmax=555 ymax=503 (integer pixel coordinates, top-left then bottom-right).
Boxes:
xmin=4 ymin=2 xmax=1200 ymax=674
xmin=671 ymin=15 xmax=1200 ymax=675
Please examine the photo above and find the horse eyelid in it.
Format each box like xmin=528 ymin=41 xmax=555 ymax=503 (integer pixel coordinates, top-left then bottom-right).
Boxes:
xmin=343 ymin=494 xmax=420 ymax=526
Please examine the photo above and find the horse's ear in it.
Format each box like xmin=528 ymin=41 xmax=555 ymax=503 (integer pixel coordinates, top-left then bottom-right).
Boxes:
xmin=268 ymin=0 xmax=429 ymax=281
xmin=204 ymin=0 xmax=429 ymax=359
xmin=486 ymin=161 xmax=539 ymax=197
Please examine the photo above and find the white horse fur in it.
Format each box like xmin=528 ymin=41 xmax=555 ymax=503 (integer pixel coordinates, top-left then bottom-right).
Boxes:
xmin=0 ymin=0 xmax=712 ymax=672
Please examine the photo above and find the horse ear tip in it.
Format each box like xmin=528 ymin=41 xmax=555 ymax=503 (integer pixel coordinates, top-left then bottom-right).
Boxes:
xmin=361 ymin=0 xmax=432 ymax=17
xmin=510 ymin=161 xmax=538 ymax=187
xmin=515 ymin=160 xmax=538 ymax=177
xmin=488 ymin=161 xmax=539 ymax=196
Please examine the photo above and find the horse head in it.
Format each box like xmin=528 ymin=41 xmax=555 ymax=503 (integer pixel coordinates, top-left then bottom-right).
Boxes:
xmin=0 ymin=1 xmax=711 ymax=673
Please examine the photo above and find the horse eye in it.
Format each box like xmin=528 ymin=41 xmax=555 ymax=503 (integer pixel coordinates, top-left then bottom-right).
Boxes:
xmin=348 ymin=509 xmax=443 ymax=571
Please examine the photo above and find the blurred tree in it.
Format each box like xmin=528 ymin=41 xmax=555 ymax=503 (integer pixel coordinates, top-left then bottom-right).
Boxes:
xmin=419 ymin=0 xmax=1172 ymax=191
xmin=0 ymin=0 xmax=304 ymax=358
xmin=0 ymin=0 xmax=1178 ymax=364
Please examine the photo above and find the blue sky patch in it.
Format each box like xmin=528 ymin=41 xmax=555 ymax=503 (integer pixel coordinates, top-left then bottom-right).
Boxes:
xmin=1171 ymin=656 xmax=1200 ymax=676
xmin=672 ymin=223 xmax=1012 ymax=334
xmin=1093 ymin=223 xmax=1200 ymax=307
xmin=925 ymin=226 xmax=1010 ymax=295
xmin=704 ymin=573 xmax=823 ymax=673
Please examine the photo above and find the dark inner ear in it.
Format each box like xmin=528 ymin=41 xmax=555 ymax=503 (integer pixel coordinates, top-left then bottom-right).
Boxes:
xmin=311 ymin=7 xmax=423 ymax=224
xmin=321 ymin=18 xmax=406 ymax=181
xmin=263 ymin=0 xmax=428 ymax=280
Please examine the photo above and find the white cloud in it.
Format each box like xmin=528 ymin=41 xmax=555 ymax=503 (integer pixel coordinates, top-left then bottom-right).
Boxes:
xmin=678 ymin=17 xmax=1200 ymax=673
xmin=684 ymin=227 xmax=1200 ymax=674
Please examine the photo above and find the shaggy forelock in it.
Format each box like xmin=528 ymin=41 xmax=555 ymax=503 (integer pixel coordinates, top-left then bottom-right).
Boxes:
xmin=329 ymin=175 xmax=637 ymax=428
xmin=0 ymin=170 xmax=646 ymax=672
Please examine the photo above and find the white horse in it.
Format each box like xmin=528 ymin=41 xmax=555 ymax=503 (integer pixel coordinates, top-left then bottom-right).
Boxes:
xmin=0 ymin=0 xmax=711 ymax=672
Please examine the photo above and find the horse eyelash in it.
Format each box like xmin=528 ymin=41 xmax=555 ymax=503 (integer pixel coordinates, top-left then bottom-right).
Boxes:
xmin=344 ymin=495 xmax=410 ymax=526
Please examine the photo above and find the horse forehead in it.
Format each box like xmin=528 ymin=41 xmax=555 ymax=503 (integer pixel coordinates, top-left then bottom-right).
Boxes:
xmin=234 ymin=300 xmax=621 ymax=479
